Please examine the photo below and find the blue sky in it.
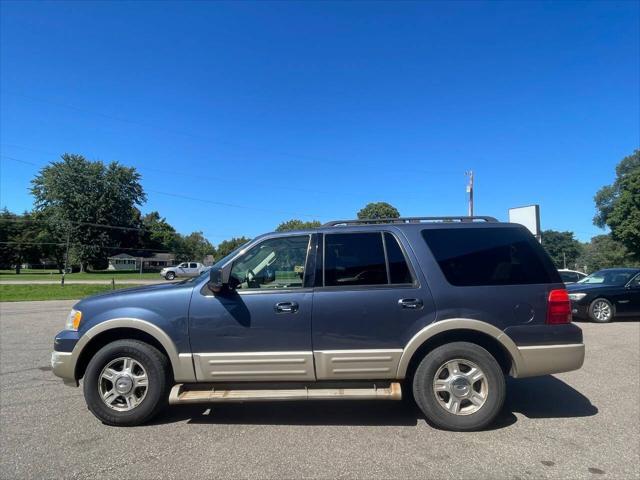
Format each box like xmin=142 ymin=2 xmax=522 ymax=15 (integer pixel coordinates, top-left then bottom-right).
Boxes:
xmin=1 ymin=0 xmax=638 ymax=244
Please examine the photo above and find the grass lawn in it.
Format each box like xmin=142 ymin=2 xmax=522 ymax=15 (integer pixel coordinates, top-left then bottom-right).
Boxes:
xmin=0 ymin=284 xmax=144 ymax=302
xmin=0 ymin=269 xmax=160 ymax=282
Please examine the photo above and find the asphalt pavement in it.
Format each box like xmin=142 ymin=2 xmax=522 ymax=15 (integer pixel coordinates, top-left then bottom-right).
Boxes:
xmin=1 ymin=300 xmax=638 ymax=479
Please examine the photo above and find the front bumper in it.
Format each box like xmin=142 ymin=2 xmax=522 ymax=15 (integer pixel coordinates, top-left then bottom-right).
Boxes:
xmin=571 ymin=303 xmax=589 ymax=318
xmin=51 ymin=351 xmax=78 ymax=387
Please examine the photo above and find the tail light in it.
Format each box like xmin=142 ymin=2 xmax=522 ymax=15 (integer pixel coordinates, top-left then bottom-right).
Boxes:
xmin=547 ymin=289 xmax=572 ymax=324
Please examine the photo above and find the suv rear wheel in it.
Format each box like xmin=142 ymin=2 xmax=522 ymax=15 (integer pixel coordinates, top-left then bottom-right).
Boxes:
xmin=412 ymin=342 xmax=505 ymax=431
xmin=83 ymin=339 xmax=171 ymax=426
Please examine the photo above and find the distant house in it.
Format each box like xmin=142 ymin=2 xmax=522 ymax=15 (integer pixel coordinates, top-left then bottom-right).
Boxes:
xmin=142 ymin=253 xmax=176 ymax=270
xmin=107 ymin=253 xmax=137 ymax=271
xmin=107 ymin=253 xmax=176 ymax=271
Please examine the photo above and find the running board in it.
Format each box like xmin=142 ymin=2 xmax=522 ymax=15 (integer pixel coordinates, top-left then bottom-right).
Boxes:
xmin=169 ymin=382 xmax=402 ymax=404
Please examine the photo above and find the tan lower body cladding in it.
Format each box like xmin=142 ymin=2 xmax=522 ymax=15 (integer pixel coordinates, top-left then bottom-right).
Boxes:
xmin=192 ymin=349 xmax=404 ymax=381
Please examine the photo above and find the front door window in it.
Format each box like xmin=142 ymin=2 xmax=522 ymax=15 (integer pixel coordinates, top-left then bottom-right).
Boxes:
xmin=229 ymin=235 xmax=310 ymax=290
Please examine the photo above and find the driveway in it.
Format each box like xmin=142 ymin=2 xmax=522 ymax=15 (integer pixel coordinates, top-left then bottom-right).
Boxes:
xmin=1 ymin=300 xmax=638 ymax=479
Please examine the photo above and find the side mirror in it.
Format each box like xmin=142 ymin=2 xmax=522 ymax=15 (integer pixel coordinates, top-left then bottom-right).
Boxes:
xmin=208 ymin=267 xmax=224 ymax=293
xmin=207 ymin=266 xmax=232 ymax=293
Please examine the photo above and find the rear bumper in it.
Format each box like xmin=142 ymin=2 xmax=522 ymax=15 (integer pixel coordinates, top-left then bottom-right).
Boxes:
xmin=512 ymin=343 xmax=585 ymax=378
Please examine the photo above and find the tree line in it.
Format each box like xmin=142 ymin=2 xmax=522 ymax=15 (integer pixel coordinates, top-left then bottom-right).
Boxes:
xmin=542 ymin=149 xmax=639 ymax=271
xmin=1 ymin=150 xmax=637 ymax=274
xmin=1 ymin=154 xmax=224 ymax=273
xmin=0 ymin=153 xmax=400 ymax=274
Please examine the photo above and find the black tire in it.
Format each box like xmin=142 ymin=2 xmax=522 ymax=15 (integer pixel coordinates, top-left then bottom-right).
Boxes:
xmin=588 ymin=298 xmax=614 ymax=323
xmin=165 ymin=271 xmax=176 ymax=281
xmin=412 ymin=342 xmax=505 ymax=432
xmin=83 ymin=339 xmax=171 ymax=426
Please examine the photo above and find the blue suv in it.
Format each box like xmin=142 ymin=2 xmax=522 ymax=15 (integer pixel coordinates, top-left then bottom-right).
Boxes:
xmin=52 ymin=216 xmax=584 ymax=431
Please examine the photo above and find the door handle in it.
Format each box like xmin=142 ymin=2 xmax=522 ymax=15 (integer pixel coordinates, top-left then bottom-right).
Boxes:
xmin=274 ymin=301 xmax=299 ymax=313
xmin=398 ymin=298 xmax=423 ymax=309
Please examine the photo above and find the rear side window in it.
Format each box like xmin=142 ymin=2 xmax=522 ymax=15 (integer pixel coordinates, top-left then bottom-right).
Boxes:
xmin=384 ymin=232 xmax=412 ymax=284
xmin=324 ymin=233 xmax=387 ymax=286
xmin=422 ymin=227 xmax=556 ymax=286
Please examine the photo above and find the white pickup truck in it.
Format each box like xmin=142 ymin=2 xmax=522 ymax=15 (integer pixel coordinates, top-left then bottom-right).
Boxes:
xmin=160 ymin=262 xmax=205 ymax=280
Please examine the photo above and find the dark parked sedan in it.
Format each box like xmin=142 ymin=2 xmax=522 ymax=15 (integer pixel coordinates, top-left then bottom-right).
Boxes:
xmin=567 ymin=268 xmax=640 ymax=322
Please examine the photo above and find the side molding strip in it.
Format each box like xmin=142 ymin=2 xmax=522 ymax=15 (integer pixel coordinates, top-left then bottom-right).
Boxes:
xmin=193 ymin=351 xmax=315 ymax=382
xmin=314 ymin=349 xmax=403 ymax=380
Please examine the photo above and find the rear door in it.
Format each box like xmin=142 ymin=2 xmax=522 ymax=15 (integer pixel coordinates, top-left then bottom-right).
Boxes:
xmin=311 ymin=229 xmax=435 ymax=380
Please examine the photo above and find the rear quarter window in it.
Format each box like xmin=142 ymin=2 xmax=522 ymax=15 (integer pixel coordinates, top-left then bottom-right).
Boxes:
xmin=422 ymin=227 xmax=559 ymax=286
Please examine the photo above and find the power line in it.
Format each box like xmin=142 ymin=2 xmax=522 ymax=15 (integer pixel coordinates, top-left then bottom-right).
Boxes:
xmin=0 ymin=241 xmax=172 ymax=253
xmin=1 ymin=154 xmax=325 ymax=218
xmin=1 ymin=91 xmax=461 ymax=177
xmin=0 ymin=154 xmax=39 ymax=166
xmin=0 ymin=216 xmax=233 ymax=238
xmin=1 ymin=143 xmax=454 ymax=200
xmin=147 ymin=189 xmax=319 ymax=218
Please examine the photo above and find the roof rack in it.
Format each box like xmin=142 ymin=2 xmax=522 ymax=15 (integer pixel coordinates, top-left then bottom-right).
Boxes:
xmin=323 ymin=216 xmax=499 ymax=227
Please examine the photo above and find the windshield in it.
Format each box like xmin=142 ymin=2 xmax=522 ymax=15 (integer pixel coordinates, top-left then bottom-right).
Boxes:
xmin=182 ymin=240 xmax=252 ymax=284
xmin=577 ymin=270 xmax=637 ymax=286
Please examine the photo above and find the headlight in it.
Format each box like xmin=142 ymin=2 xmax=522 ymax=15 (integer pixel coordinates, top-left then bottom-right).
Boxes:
xmin=568 ymin=293 xmax=587 ymax=301
xmin=64 ymin=309 xmax=82 ymax=331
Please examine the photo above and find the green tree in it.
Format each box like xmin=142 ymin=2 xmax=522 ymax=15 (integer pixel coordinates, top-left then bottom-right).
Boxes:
xmin=215 ymin=236 xmax=251 ymax=259
xmin=139 ymin=211 xmax=180 ymax=252
xmin=175 ymin=232 xmax=214 ymax=262
xmin=357 ymin=202 xmax=400 ymax=220
xmin=0 ymin=210 xmax=42 ymax=273
xmin=30 ymin=154 xmax=146 ymax=271
xmin=576 ymin=235 xmax=636 ymax=272
xmin=594 ymin=149 xmax=640 ymax=258
xmin=541 ymin=230 xmax=583 ymax=269
xmin=275 ymin=219 xmax=321 ymax=232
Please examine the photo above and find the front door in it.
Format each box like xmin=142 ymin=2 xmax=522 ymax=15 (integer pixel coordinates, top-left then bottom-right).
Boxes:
xmin=311 ymin=230 xmax=435 ymax=380
xmin=188 ymin=234 xmax=315 ymax=381
xmin=619 ymin=274 xmax=640 ymax=316
xmin=176 ymin=262 xmax=190 ymax=277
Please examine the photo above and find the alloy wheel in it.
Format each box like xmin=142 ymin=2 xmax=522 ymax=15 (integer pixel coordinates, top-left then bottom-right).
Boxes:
xmin=592 ymin=300 xmax=612 ymax=322
xmin=98 ymin=357 xmax=149 ymax=412
xmin=432 ymin=358 xmax=488 ymax=415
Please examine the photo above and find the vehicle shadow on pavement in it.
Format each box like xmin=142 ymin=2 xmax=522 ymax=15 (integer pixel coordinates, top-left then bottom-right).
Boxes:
xmin=148 ymin=375 xmax=597 ymax=429
xmin=504 ymin=376 xmax=598 ymax=419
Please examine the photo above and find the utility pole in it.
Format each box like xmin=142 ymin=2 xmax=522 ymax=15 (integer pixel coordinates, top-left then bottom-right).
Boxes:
xmin=563 ymin=252 xmax=567 ymax=269
xmin=62 ymin=224 xmax=71 ymax=286
xmin=465 ymin=170 xmax=474 ymax=216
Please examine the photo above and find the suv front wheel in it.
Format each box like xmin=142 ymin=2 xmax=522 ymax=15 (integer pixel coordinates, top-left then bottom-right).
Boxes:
xmin=412 ymin=342 xmax=505 ymax=431
xmin=165 ymin=271 xmax=176 ymax=281
xmin=83 ymin=339 xmax=171 ymax=426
